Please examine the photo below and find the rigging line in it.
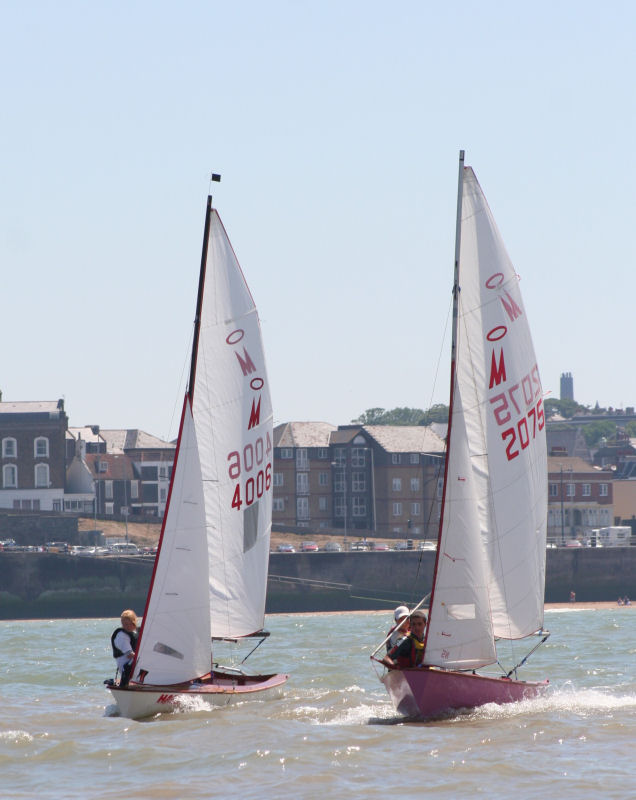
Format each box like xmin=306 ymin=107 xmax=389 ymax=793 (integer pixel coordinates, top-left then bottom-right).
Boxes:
xmin=425 ymin=293 xmax=453 ymax=414
xmin=164 ymin=330 xmax=194 ymax=443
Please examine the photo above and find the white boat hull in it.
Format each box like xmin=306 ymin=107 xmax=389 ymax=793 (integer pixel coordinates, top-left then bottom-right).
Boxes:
xmin=108 ymin=670 xmax=288 ymax=720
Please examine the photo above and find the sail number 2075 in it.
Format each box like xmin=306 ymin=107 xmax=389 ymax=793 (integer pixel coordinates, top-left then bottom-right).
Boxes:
xmin=489 ymin=366 xmax=544 ymax=462
xmin=227 ymin=435 xmax=272 ymax=510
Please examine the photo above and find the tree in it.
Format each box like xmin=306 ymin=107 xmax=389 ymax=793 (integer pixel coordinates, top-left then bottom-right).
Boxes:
xmin=544 ymin=398 xmax=589 ymax=419
xmin=352 ymin=405 xmax=448 ymax=426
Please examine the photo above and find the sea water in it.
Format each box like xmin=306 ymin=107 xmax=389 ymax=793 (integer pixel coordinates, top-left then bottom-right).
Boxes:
xmin=1 ymin=608 xmax=635 ymax=799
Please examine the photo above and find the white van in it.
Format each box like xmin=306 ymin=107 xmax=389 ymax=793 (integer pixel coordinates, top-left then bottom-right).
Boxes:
xmin=109 ymin=542 xmax=139 ymax=555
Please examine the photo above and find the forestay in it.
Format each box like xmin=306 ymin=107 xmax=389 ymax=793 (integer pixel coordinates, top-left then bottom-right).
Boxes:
xmin=424 ymin=167 xmax=547 ymax=671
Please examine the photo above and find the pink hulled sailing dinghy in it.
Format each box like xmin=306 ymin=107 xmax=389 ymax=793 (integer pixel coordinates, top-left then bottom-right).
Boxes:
xmin=109 ymin=182 xmax=288 ymax=719
xmin=373 ymin=153 xmax=549 ymax=719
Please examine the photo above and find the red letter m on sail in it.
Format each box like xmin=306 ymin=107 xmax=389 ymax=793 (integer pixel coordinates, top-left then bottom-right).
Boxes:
xmin=236 ymin=347 xmax=256 ymax=376
xmin=500 ymin=291 xmax=522 ymax=322
xmin=489 ymin=349 xmax=507 ymax=388
xmin=248 ymin=396 xmax=261 ymax=429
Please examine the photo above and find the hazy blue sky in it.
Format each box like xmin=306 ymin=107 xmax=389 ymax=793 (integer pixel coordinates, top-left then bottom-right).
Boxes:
xmin=2 ymin=1 xmax=635 ymax=440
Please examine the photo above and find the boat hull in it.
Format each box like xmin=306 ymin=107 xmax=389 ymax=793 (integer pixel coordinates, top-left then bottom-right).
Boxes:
xmin=381 ymin=667 xmax=548 ymax=719
xmin=108 ymin=670 xmax=289 ymax=720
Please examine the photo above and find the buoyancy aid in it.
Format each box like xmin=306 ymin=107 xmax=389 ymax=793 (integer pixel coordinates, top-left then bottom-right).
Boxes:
xmin=111 ymin=627 xmax=138 ymax=659
xmin=395 ymin=634 xmax=425 ymax=669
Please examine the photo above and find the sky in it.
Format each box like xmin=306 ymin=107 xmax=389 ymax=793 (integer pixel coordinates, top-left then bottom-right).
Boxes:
xmin=2 ymin=1 xmax=635 ymax=442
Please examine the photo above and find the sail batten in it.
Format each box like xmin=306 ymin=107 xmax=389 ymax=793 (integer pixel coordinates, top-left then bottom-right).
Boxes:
xmin=424 ymin=165 xmax=547 ymax=670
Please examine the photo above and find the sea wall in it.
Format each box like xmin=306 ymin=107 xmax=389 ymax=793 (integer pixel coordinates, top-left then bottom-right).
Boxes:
xmin=1 ymin=548 xmax=634 ymax=619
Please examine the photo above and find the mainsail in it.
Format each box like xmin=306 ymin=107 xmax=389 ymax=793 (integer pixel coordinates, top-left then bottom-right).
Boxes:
xmin=424 ymin=165 xmax=548 ymax=671
xmin=133 ymin=205 xmax=273 ymax=684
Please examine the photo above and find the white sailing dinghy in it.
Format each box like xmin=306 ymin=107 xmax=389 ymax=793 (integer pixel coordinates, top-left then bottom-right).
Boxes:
xmin=372 ymin=152 xmax=549 ymax=718
xmin=109 ymin=182 xmax=288 ymax=719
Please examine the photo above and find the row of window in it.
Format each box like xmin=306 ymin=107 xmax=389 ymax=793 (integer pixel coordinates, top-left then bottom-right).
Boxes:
xmin=3 ymin=463 xmax=50 ymax=489
xmin=547 ymin=507 xmax=611 ymax=527
xmin=275 ymin=497 xmax=422 ymax=519
xmin=2 ymin=437 xmax=50 ymax=459
xmin=548 ymin=482 xmax=609 ymax=497
xmin=279 ymin=447 xmax=422 ymax=467
xmin=275 ymin=472 xmax=432 ymax=494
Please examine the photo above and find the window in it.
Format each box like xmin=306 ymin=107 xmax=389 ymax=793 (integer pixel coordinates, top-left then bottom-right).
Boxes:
xmin=549 ymin=483 xmax=559 ymax=497
xmin=318 ymin=448 xmax=329 ymax=459
xmin=160 ymin=488 xmax=167 ymax=501
xmin=273 ymin=498 xmax=285 ymax=511
xmin=566 ymin=483 xmax=575 ymax=497
xmin=34 ymin=437 xmax=49 ymax=458
xmin=105 ymin=502 xmax=114 ymax=515
xmin=334 ymin=473 xmax=345 ymax=492
xmin=392 ymin=454 xmax=401 ymax=465
xmin=392 ymin=478 xmax=402 ymax=492
xmin=351 ymin=448 xmax=366 ymax=467
xmin=159 ymin=466 xmax=168 ymax=479
xmin=411 ymin=502 xmax=421 ymax=515
xmin=352 ymin=471 xmax=366 ymax=492
xmin=296 ymin=448 xmax=308 ymax=469
xmin=280 ymin=448 xmax=293 ymax=459
xmin=296 ymin=473 xmax=309 ymax=494
xmin=599 ymin=484 xmax=608 ymax=496
xmin=273 ymin=472 xmax=284 ymax=487
xmin=297 ymin=497 xmax=309 ymax=520
xmin=2 ymin=438 xmax=17 ymax=458
xmin=319 ymin=471 xmax=328 ymax=486
xmin=318 ymin=496 xmax=328 ymax=511
xmin=410 ymin=478 xmax=420 ymax=492
xmin=334 ymin=496 xmax=345 ymax=516
xmin=582 ymin=484 xmax=591 ymax=497
xmin=352 ymin=497 xmax=366 ymax=517
xmin=105 ymin=480 xmax=113 ymax=500
xmin=98 ymin=461 xmax=108 ymax=473
xmin=437 ymin=478 xmax=444 ymax=499
xmin=3 ymin=464 xmax=17 ymax=488
xmin=333 ymin=448 xmax=346 ymax=466
xmin=35 ymin=463 xmax=49 ymax=488
xmin=410 ymin=454 xmax=419 ymax=464
xmin=392 ymin=502 xmax=403 ymax=516
xmin=130 ymin=481 xmax=139 ymax=499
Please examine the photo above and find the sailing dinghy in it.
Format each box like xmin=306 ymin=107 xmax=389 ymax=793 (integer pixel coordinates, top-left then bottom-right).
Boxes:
xmin=372 ymin=152 xmax=549 ymax=718
xmin=108 ymin=184 xmax=288 ymax=719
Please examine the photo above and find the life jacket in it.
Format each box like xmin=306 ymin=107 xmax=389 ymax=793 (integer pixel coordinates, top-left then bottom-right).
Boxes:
xmin=395 ymin=634 xmax=425 ymax=669
xmin=111 ymin=627 xmax=138 ymax=659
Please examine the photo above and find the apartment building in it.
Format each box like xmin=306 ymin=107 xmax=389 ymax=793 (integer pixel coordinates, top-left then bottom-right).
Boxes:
xmin=547 ymin=456 xmax=613 ymax=542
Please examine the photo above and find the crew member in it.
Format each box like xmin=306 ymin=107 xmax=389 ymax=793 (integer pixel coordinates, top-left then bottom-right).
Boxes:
xmin=111 ymin=609 xmax=138 ymax=687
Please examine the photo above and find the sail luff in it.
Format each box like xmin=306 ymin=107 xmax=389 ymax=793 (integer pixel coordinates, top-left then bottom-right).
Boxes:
xmin=188 ymin=194 xmax=213 ymax=398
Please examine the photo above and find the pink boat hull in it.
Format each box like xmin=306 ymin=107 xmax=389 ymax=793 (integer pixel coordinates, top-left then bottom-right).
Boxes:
xmin=382 ymin=667 xmax=548 ymax=719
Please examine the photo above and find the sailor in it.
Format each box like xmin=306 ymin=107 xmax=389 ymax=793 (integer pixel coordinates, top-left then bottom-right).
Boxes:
xmin=386 ymin=605 xmax=410 ymax=652
xmin=111 ymin=609 xmax=138 ymax=687
xmin=381 ymin=610 xmax=427 ymax=669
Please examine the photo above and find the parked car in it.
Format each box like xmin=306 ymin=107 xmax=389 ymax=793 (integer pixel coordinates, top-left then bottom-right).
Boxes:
xmin=418 ymin=541 xmax=437 ymax=551
xmin=300 ymin=541 xmax=319 ymax=552
xmin=70 ymin=545 xmax=96 ymax=556
xmin=109 ymin=542 xmax=139 ymax=555
xmin=370 ymin=542 xmax=389 ymax=551
xmin=351 ymin=541 xmax=370 ymax=551
xmin=323 ymin=541 xmax=342 ymax=552
xmin=393 ymin=542 xmax=409 ymax=550
xmin=276 ymin=543 xmax=295 ymax=553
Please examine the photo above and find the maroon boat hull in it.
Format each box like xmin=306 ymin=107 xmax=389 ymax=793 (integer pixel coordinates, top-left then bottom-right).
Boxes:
xmin=382 ymin=667 xmax=548 ymax=718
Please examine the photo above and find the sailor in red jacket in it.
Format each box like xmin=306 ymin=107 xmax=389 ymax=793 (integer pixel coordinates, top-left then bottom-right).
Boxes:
xmin=381 ymin=610 xmax=427 ymax=669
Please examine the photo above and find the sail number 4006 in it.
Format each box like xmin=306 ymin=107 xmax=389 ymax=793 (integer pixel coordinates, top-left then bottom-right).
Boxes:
xmin=227 ymin=437 xmax=272 ymax=510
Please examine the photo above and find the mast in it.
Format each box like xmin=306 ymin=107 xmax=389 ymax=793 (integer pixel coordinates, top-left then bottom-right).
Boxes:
xmin=423 ymin=150 xmax=465 ymax=653
xmin=188 ymin=174 xmax=221 ymax=398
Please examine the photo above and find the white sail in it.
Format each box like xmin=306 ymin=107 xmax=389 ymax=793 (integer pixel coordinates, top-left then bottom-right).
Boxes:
xmin=133 ymin=400 xmax=212 ymax=684
xmin=192 ymin=210 xmax=273 ymax=639
xmin=133 ymin=207 xmax=273 ymax=685
xmin=425 ymin=166 xmax=547 ymax=670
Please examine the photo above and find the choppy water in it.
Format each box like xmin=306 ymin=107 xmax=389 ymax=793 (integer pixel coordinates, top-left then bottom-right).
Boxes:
xmin=1 ymin=608 xmax=635 ymax=799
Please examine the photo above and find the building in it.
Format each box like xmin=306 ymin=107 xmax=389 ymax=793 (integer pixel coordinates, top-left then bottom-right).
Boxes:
xmin=0 ymin=400 xmax=68 ymax=511
xmin=272 ymin=421 xmax=446 ymax=540
xmin=547 ymin=456 xmax=613 ymax=543
xmin=560 ymin=372 xmax=574 ymax=401
xmin=99 ymin=429 xmax=175 ymax=517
